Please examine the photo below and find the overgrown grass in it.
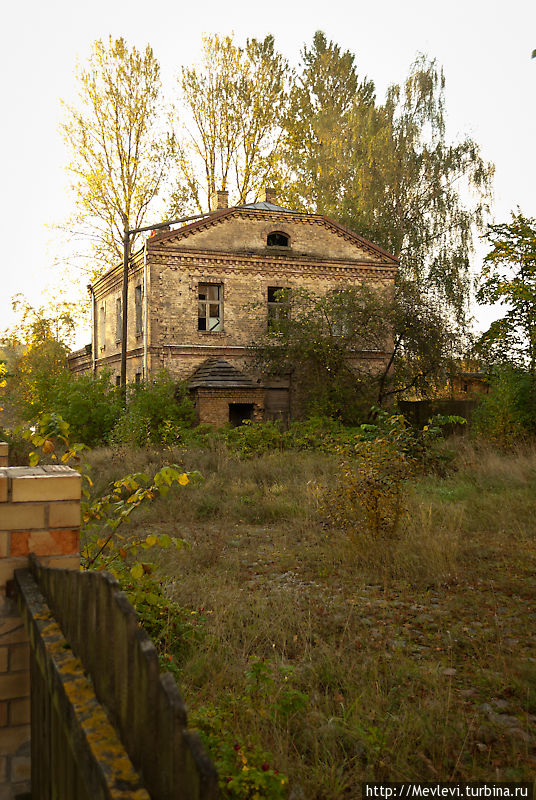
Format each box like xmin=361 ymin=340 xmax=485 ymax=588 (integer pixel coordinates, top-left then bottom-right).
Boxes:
xmin=85 ymin=439 xmax=536 ymax=797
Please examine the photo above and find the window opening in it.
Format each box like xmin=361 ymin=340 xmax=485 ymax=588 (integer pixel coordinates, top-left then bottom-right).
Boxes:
xmin=267 ymin=231 xmax=289 ymax=247
xmin=198 ymin=284 xmax=223 ymax=332
xmin=135 ymin=285 xmax=143 ymax=335
xmin=267 ymin=286 xmax=289 ymax=332
xmin=115 ymin=297 xmax=122 ymax=342
xmin=229 ymin=403 xmax=254 ymax=427
xmin=99 ymin=305 xmax=106 ymax=349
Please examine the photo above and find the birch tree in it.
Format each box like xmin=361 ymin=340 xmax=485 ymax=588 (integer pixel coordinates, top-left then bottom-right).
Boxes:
xmin=280 ymin=40 xmax=494 ymax=319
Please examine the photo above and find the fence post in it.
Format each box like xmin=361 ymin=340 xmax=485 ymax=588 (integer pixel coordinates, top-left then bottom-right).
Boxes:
xmin=0 ymin=445 xmax=81 ymax=800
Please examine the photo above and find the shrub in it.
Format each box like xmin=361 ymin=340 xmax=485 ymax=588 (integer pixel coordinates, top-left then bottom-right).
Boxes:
xmin=110 ymin=372 xmax=195 ymax=447
xmin=472 ymin=366 xmax=536 ymax=445
xmin=46 ymin=370 xmax=123 ymax=447
xmin=319 ymin=437 xmax=414 ymax=542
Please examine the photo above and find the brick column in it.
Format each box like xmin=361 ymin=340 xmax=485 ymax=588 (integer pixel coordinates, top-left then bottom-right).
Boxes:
xmin=0 ymin=456 xmax=81 ymax=800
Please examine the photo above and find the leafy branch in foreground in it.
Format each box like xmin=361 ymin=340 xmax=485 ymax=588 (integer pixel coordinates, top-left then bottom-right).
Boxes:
xmin=81 ymin=465 xmax=197 ymax=575
xmin=18 ymin=411 xmax=198 ymax=578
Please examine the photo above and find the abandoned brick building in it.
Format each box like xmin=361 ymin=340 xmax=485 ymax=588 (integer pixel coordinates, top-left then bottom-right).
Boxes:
xmin=68 ymin=189 xmax=398 ymax=426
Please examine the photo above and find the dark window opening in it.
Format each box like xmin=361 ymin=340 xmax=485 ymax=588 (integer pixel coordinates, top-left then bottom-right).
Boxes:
xmin=135 ymin=372 xmax=142 ymax=384
xmin=135 ymin=285 xmax=143 ymax=335
xmin=267 ymin=286 xmax=289 ymax=332
xmin=198 ymin=283 xmax=223 ymax=332
xmin=267 ymin=231 xmax=289 ymax=247
xmin=116 ymin=297 xmax=122 ymax=342
xmin=229 ymin=403 xmax=254 ymax=427
xmin=115 ymin=375 xmax=121 ymax=387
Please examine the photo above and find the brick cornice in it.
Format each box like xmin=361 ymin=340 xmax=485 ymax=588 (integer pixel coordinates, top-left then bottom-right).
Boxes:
xmin=149 ymin=248 xmax=397 ymax=280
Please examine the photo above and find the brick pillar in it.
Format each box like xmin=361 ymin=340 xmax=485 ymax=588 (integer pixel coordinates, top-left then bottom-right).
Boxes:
xmin=0 ymin=456 xmax=81 ymax=800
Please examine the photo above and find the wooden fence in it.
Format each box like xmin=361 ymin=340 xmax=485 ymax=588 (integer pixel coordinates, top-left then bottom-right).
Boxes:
xmin=15 ymin=554 xmax=221 ymax=800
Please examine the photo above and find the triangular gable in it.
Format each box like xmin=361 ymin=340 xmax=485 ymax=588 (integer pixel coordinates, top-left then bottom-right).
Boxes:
xmin=148 ymin=206 xmax=398 ymax=264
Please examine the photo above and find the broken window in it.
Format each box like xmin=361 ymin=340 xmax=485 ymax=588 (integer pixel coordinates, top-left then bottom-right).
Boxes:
xmin=135 ymin=285 xmax=143 ymax=335
xmin=198 ymin=283 xmax=223 ymax=332
xmin=229 ymin=403 xmax=254 ymax=427
xmin=115 ymin=297 xmax=122 ymax=342
xmin=267 ymin=286 xmax=289 ymax=332
xmin=267 ymin=231 xmax=289 ymax=247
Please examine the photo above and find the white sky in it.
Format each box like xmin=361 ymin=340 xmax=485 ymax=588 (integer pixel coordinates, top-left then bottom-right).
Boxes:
xmin=1 ymin=0 xmax=535 ymax=346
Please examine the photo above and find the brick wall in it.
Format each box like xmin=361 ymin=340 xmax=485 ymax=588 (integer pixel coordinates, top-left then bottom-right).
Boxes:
xmin=0 ymin=451 xmax=81 ymax=800
xmin=87 ymin=209 xmax=397 ymax=389
xmin=196 ymin=388 xmax=265 ymax=427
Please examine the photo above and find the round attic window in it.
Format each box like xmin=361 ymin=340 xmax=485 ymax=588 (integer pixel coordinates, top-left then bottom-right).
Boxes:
xmin=267 ymin=231 xmax=289 ymax=247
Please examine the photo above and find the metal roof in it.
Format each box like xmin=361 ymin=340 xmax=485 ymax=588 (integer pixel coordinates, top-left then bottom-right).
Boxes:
xmin=239 ymin=201 xmax=298 ymax=213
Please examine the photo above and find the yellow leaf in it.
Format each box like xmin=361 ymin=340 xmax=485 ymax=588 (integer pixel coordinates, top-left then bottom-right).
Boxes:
xmin=178 ymin=473 xmax=189 ymax=486
xmin=29 ymin=452 xmax=39 ymax=467
xmin=130 ymin=563 xmax=143 ymax=579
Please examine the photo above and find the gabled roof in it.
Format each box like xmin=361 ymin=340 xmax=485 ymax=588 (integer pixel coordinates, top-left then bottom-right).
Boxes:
xmin=187 ymin=358 xmax=257 ymax=389
xmin=148 ymin=204 xmax=399 ymax=264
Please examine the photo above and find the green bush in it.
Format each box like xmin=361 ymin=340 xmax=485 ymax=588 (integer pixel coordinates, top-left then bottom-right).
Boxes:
xmin=46 ymin=370 xmax=123 ymax=447
xmin=110 ymin=372 xmax=195 ymax=447
xmin=472 ymin=366 xmax=536 ymax=445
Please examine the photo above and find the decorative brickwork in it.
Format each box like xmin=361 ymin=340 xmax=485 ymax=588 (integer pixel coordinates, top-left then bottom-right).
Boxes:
xmin=0 ymin=449 xmax=81 ymax=800
xmin=70 ymin=199 xmax=399 ymax=419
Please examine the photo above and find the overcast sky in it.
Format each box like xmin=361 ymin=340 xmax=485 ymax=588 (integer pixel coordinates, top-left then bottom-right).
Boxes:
xmin=1 ymin=0 xmax=534 ymax=344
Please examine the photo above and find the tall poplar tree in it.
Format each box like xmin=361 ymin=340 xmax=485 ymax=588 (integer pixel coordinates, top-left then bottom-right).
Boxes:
xmin=170 ymin=34 xmax=288 ymax=212
xmin=62 ymin=37 xmax=168 ymax=271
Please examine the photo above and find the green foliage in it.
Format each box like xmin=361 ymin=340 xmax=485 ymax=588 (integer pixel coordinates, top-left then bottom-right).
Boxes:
xmin=319 ymin=410 xmax=465 ymax=541
xmin=2 ymin=300 xmax=75 ymax=421
xmin=19 ymin=411 xmax=89 ymax=470
xmin=253 ymin=285 xmax=389 ymax=422
xmin=172 ymin=34 xmax=288 ymax=210
xmin=189 ymin=657 xmax=299 ymax=798
xmin=280 ymin=41 xmax=493 ymax=319
xmin=472 ymin=366 xmax=536 ymax=445
xmin=477 ymin=212 xmax=536 ymax=379
xmin=81 ymin=464 xmax=194 ymax=573
xmin=110 ymin=372 xmax=195 ymax=447
xmin=45 ymin=370 xmax=123 ymax=447
xmin=320 ymin=438 xmax=412 ymax=542
xmin=62 ymin=36 xmax=169 ymax=268
xmin=118 ymin=572 xmax=206 ymax=672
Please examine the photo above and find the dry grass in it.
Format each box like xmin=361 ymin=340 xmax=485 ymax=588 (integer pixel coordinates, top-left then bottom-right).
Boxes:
xmin=86 ymin=439 xmax=536 ymax=797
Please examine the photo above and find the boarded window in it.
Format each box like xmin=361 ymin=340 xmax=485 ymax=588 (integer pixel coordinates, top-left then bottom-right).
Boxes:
xmin=116 ymin=297 xmax=122 ymax=342
xmin=267 ymin=286 xmax=289 ymax=332
xmin=267 ymin=231 xmax=289 ymax=247
xmin=135 ymin=285 xmax=143 ymax=335
xmin=198 ymin=284 xmax=223 ymax=332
